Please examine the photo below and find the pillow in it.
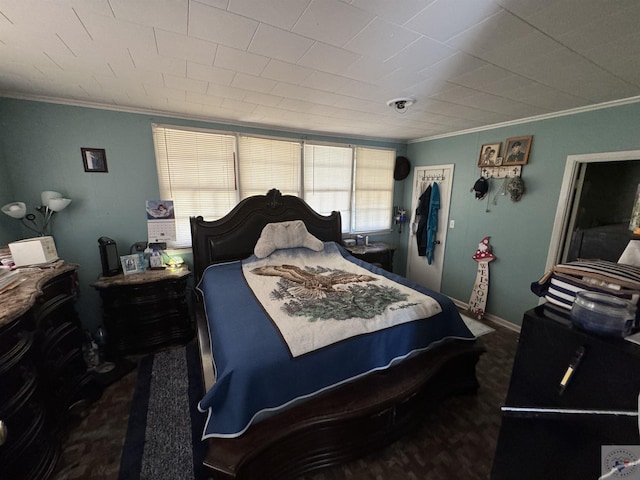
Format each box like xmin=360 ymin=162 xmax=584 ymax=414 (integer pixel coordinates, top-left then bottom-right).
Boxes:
xmin=254 ymin=220 xmax=324 ymax=258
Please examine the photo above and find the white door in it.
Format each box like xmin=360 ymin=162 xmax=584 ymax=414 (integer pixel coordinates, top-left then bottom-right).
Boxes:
xmin=406 ymin=164 xmax=454 ymax=292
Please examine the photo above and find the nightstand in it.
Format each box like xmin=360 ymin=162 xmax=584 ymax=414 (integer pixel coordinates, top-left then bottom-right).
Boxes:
xmin=344 ymin=242 xmax=395 ymax=272
xmin=91 ymin=267 xmax=193 ymax=356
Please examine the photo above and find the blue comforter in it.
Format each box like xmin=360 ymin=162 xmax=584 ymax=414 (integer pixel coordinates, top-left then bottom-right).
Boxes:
xmin=196 ymin=243 xmax=475 ymax=438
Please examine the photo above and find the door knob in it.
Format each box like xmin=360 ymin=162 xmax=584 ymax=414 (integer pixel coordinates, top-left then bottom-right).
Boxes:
xmin=435 ymin=240 xmax=441 ymax=245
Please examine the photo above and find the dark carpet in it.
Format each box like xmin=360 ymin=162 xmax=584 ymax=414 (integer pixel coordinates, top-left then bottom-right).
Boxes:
xmin=53 ymin=319 xmax=519 ymax=480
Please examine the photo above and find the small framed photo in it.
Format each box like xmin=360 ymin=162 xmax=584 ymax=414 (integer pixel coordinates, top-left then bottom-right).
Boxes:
xmin=81 ymin=147 xmax=108 ymax=172
xmin=503 ymin=136 xmax=533 ymax=165
xmin=477 ymin=143 xmax=501 ymax=167
xmin=120 ymin=253 xmax=146 ymax=275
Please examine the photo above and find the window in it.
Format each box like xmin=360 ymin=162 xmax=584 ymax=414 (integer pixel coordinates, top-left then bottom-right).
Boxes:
xmin=152 ymin=124 xmax=395 ymax=247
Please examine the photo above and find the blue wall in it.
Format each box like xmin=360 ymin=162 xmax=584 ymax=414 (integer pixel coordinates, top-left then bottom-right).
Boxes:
xmin=2 ymin=97 xmax=639 ymax=329
xmin=398 ymin=102 xmax=640 ymax=325
xmin=0 ymin=98 xmax=405 ymax=332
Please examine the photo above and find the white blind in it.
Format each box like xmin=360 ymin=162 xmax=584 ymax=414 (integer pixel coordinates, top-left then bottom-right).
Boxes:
xmin=153 ymin=125 xmax=396 ymax=247
xmin=303 ymin=144 xmax=353 ymax=232
xmin=153 ymin=125 xmax=237 ymax=246
xmin=238 ymin=135 xmax=301 ymax=198
xmin=353 ymin=147 xmax=394 ymax=232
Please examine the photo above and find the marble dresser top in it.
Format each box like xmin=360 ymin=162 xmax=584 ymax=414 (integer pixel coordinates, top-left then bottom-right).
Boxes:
xmin=91 ymin=266 xmax=190 ymax=289
xmin=0 ymin=260 xmax=77 ymax=328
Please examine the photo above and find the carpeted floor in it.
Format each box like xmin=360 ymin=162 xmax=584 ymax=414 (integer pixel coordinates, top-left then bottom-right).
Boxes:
xmin=52 ymin=316 xmax=519 ymax=480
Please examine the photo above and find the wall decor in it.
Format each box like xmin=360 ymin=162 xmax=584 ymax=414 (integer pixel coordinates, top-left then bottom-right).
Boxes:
xmin=81 ymin=147 xmax=108 ymax=172
xmin=477 ymin=142 xmax=501 ymax=167
xmin=503 ymin=136 xmax=533 ymax=165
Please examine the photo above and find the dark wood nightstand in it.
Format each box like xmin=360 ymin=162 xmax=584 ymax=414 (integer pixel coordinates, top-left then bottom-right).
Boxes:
xmin=91 ymin=267 xmax=193 ymax=356
xmin=344 ymin=242 xmax=395 ymax=272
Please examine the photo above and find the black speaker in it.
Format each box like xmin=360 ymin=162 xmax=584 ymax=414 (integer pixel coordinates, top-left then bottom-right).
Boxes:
xmin=98 ymin=237 xmax=120 ymax=277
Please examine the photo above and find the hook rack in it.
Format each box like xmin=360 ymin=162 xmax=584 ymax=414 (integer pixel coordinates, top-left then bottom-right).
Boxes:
xmin=420 ymin=170 xmax=445 ymax=182
xmin=480 ymin=165 xmax=522 ymax=179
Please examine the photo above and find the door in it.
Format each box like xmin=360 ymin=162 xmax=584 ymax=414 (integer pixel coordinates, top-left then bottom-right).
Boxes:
xmin=406 ymin=164 xmax=454 ymax=292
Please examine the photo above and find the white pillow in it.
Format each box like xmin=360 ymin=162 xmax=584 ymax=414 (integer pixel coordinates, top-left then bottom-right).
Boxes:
xmin=254 ymin=220 xmax=324 ymax=258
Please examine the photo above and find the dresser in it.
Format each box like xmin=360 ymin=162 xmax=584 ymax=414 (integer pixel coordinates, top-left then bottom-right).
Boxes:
xmin=491 ymin=306 xmax=640 ymax=479
xmin=0 ymin=262 xmax=101 ymax=480
xmin=91 ymin=267 xmax=193 ymax=356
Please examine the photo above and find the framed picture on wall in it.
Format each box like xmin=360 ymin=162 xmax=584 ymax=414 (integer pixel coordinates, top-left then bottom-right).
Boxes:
xmin=477 ymin=143 xmax=501 ymax=167
xmin=81 ymin=147 xmax=108 ymax=172
xmin=503 ymin=136 xmax=533 ymax=165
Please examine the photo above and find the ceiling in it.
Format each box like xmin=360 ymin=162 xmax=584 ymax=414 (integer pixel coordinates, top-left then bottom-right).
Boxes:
xmin=1 ymin=0 xmax=639 ymax=142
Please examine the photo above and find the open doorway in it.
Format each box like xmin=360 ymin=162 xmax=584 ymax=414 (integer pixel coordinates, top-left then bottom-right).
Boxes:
xmin=547 ymin=150 xmax=640 ymax=269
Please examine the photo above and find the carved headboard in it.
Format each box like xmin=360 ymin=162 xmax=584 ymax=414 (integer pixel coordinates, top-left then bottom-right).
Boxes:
xmin=190 ymin=189 xmax=342 ymax=282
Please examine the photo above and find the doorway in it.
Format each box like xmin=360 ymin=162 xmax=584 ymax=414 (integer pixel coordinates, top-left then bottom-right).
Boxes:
xmin=405 ymin=164 xmax=454 ymax=292
xmin=546 ymin=150 xmax=640 ymax=269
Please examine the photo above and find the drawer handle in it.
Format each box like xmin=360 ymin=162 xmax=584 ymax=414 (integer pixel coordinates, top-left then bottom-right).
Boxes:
xmin=0 ymin=419 xmax=7 ymax=446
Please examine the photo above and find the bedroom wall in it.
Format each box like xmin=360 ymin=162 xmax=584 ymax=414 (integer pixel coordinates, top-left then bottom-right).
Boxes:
xmin=397 ymin=101 xmax=640 ymax=325
xmin=0 ymin=97 xmax=405 ymax=332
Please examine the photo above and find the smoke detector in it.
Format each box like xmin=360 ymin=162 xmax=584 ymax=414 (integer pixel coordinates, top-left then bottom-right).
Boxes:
xmin=386 ymin=97 xmax=415 ymax=114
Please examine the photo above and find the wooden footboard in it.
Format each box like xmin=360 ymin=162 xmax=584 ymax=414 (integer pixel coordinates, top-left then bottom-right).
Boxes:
xmin=195 ymin=302 xmax=483 ymax=480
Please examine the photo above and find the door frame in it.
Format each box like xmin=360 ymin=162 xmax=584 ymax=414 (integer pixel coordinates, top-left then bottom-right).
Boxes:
xmin=546 ymin=149 xmax=640 ymax=270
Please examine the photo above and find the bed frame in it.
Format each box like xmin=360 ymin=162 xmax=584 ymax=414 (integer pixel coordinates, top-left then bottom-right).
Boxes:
xmin=190 ymin=189 xmax=484 ymax=480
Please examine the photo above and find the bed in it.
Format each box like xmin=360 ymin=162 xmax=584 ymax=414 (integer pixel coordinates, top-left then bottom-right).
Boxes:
xmin=190 ymin=189 xmax=484 ymax=480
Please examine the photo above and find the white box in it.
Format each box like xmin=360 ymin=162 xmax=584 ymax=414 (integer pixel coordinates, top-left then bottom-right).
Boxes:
xmin=9 ymin=236 xmax=59 ymax=266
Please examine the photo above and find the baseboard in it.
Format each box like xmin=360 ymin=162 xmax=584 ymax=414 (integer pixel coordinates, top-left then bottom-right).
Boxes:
xmin=451 ymin=298 xmax=521 ymax=334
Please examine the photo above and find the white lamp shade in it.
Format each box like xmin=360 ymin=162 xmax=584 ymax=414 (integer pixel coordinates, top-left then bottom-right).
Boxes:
xmin=48 ymin=198 xmax=72 ymax=212
xmin=1 ymin=202 xmax=27 ymax=218
xmin=41 ymin=190 xmax=62 ymax=207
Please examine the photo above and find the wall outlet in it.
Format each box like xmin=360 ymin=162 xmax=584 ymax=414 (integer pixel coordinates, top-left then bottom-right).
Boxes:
xmin=449 ymin=220 xmax=455 ymax=229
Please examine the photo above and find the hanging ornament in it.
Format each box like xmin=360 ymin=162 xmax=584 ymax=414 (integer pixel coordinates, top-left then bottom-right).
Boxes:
xmin=467 ymin=236 xmax=496 ymax=320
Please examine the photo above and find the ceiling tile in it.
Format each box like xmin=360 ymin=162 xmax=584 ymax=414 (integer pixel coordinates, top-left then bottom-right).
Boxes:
xmin=189 ymin=2 xmax=258 ymax=50
xmin=248 ymin=23 xmax=314 ymax=63
xmin=163 ymin=74 xmax=208 ymax=94
xmin=344 ymin=17 xmax=420 ymax=61
xmin=292 ymin=0 xmax=374 ymax=48
xmin=186 ymin=61 xmax=235 ymax=85
xmin=350 ymin=0 xmax=434 ymax=26
xmin=385 ymin=36 xmax=456 ymax=73
xmin=228 ymin=0 xmax=311 ymax=30
xmin=261 ymin=59 xmax=314 ymax=83
xmin=231 ymin=72 xmax=278 ymax=93
xmin=155 ymin=29 xmax=218 ymax=65
xmin=405 ymin=0 xmax=502 ymax=43
xmin=297 ymin=42 xmax=360 ymax=76
xmin=110 ymin=0 xmax=188 ymax=35
xmin=214 ymin=45 xmax=270 ymax=76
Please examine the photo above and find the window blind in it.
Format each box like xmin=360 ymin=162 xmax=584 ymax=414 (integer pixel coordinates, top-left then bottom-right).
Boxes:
xmin=153 ymin=124 xmax=396 ymax=247
xmin=152 ymin=125 xmax=237 ymax=246
xmin=303 ymin=144 xmax=353 ymax=232
xmin=237 ymin=135 xmax=301 ymax=199
xmin=353 ymin=147 xmax=395 ymax=232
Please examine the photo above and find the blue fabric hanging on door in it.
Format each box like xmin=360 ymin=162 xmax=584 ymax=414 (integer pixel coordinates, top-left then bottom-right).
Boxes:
xmin=415 ymin=184 xmax=432 ymax=256
xmin=425 ymin=182 xmax=440 ymax=265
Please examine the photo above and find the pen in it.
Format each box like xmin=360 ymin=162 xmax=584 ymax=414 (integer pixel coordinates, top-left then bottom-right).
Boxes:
xmin=559 ymin=345 xmax=586 ymax=395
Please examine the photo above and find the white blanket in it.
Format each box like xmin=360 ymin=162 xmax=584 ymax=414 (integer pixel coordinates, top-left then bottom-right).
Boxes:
xmin=242 ymin=243 xmax=442 ymax=357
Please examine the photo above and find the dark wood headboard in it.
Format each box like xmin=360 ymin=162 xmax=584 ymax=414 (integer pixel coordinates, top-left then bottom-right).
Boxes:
xmin=190 ymin=189 xmax=342 ymax=282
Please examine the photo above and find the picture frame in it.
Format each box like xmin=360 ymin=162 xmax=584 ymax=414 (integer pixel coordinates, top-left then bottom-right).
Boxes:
xmin=120 ymin=253 xmax=146 ymax=275
xmin=81 ymin=147 xmax=108 ymax=172
xmin=503 ymin=136 xmax=533 ymax=165
xmin=477 ymin=143 xmax=501 ymax=167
